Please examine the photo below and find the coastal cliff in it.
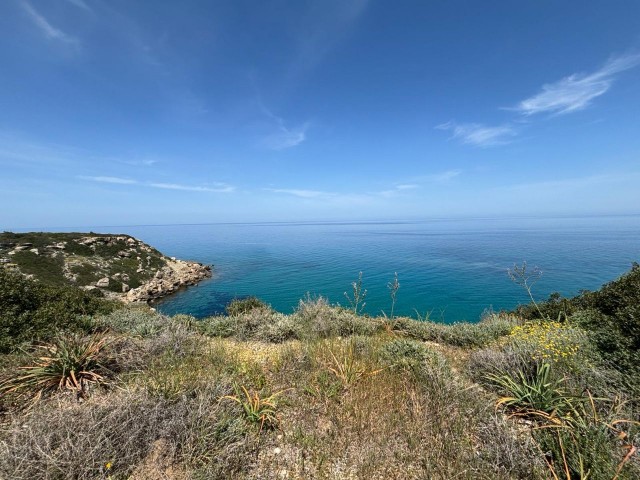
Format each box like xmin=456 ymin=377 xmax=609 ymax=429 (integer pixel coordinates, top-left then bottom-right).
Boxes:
xmin=0 ymin=232 xmax=211 ymax=303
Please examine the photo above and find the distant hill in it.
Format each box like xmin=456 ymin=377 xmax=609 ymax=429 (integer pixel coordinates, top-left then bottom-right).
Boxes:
xmin=0 ymin=232 xmax=211 ymax=302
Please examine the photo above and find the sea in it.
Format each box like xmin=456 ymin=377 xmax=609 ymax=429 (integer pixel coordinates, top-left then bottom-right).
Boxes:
xmin=27 ymin=215 xmax=638 ymax=323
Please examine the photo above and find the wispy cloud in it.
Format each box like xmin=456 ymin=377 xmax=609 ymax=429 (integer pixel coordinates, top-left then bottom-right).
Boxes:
xmin=499 ymin=172 xmax=640 ymax=192
xmin=259 ymin=102 xmax=309 ymax=150
xmin=423 ymin=169 xmax=462 ymax=182
xmin=266 ymin=188 xmax=332 ymax=198
xmin=378 ymin=184 xmax=418 ymax=198
xmin=263 ymin=123 xmax=309 ymax=150
xmin=65 ymin=0 xmax=92 ymax=11
xmin=20 ymin=1 xmax=78 ymax=45
xmin=78 ymin=175 xmax=137 ymax=185
xmin=79 ymin=176 xmax=234 ymax=193
xmin=436 ymin=121 xmax=516 ymax=147
xmin=512 ymin=53 xmax=640 ymax=116
xmin=149 ymin=182 xmax=235 ymax=193
xmin=379 ymin=170 xmax=461 ymax=196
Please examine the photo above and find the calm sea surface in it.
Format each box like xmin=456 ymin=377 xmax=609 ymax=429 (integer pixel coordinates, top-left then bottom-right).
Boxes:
xmin=29 ymin=216 xmax=640 ymax=323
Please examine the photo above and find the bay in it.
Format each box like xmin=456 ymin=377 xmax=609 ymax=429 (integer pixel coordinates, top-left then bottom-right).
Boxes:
xmin=105 ymin=215 xmax=640 ymax=322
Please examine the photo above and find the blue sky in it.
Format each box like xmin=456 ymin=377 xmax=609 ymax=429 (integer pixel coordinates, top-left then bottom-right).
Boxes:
xmin=2 ymin=0 xmax=640 ymax=228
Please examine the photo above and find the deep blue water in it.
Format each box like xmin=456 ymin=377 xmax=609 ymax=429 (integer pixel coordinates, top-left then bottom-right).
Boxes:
xmin=44 ymin=216 xmax=639 ymax=323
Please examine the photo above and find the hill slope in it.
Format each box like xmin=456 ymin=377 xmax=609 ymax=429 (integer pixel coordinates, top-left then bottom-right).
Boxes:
xmin=0 ymin=232 xmax=211 ymax=302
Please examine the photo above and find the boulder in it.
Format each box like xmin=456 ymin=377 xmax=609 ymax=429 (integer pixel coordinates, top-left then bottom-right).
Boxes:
xmin=96 ymin=277 xmax=110 ymax=288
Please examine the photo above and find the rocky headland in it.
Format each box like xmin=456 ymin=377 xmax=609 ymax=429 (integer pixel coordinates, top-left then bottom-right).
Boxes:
xmin=0 ymin=232 xmax=211 ymax=304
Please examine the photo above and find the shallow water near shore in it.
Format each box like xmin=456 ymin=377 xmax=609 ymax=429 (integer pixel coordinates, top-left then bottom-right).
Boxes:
xmin=46 ymin=215 xmax=638 ymax=323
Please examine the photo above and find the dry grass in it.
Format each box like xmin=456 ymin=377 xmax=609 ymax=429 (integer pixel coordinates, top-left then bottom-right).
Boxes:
xmin=4 ymin=304 xmax=634 ymax=479
xmin=0 ymin=388 xmax=255 ymax=480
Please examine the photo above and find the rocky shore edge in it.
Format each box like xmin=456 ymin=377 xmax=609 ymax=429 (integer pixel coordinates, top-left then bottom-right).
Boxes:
xmin=124 ymin=258 xmax=212 ymax=303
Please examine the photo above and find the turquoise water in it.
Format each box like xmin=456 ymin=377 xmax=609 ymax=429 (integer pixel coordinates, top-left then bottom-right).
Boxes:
xmin=90 ymin=216 xmax=640 ymax=323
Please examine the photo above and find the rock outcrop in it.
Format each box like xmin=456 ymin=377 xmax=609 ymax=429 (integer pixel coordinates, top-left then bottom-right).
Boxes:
xmin=0 ymin=232 xmax=213 ymax=304
xmin=126 ymin=259 xmax=211 ymax=303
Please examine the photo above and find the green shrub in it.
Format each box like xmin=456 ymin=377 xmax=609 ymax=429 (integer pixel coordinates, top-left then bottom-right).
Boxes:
xmin=199 ymin=315 xmax=239 ymax=338
xmin=225 ymin=296 xmax=269 ymax=315
xmin=94 ymin=307 xmax=169 ymax=336
xmin=380 ymin=338 xmax=449 ymax=382
xmin=570 ymin=309 xmax=640 ymax=377
xmin=0 ymin=267 xmax=119 ymax=353
xmin=200 ymin=308 xmax=303 ymax=343
xmin=397 ymin=314 xmax=516 ymax=348
xmin=255 ymin=312 xmax=303 ymax=343
xmin=295 ymin=297 xmax=378 ymax=338
xmin=513 ymin=263 xmax=640 ymax=381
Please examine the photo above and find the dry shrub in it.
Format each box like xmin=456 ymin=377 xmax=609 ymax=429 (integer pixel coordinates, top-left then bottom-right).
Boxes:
xmin=0 ymin=387 xmax=254 ymax=480
xmin=251 ymin=369 xmax=543 ymax=479
xmin=467 ymin=344 xmax=533 ymax=387
xmin=247 ymin=337 xmax=544 ymax=479
xmin=295 ymin=296 xmax=378 ymax=339
xmin=396 ymin=313 xmax=518 ymax=348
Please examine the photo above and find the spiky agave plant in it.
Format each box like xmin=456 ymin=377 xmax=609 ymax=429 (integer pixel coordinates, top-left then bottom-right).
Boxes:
xmin=222 ymin=385 xmax=286 ymax=432
xmin=0 ymin=333 xmax=114 ymax=403
xmin=486 ymin=362 xmax=576 ymax=423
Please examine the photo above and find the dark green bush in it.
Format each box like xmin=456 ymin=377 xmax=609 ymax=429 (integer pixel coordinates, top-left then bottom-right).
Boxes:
xmin=0 ymin=267 xmax=119 ymax=353
xmin=513 ymin=264 xmax=640 ymax=380
xmin=225 ymin=296 xmax=269 ymax=316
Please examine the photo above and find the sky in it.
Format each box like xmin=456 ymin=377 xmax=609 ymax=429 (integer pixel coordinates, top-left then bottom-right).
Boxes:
xmin=1 ymin=0 xmax=640 ymax=228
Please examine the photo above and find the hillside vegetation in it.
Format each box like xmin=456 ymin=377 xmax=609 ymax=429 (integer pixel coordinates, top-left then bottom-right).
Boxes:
xmin=0 ymin=232 xmax=211 ymax=304
xmin=1 ymin=232 xmax=166 ymax=291
xmin=0 ymin=264 xmax=638 ymax=479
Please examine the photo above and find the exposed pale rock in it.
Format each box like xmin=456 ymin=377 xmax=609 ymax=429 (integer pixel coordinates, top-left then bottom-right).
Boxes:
xmin=96 ymin=277 xmax=110 ymax=288
xmin=126 ymin=259 xmax=211 ymax=303
xmin=122 ymin=283 xmax=130 ymax=292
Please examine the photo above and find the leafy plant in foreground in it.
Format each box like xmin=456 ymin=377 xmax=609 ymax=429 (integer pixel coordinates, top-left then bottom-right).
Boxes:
xmin=0 ymin=333 xmax=114 ymax=404
xmin=221 ymin=385 xmax=285 ymax=432
xmin=323 ymin=339 xmax=383 ymax=389
xmin=487 ymin=362 xmax=575 ymax=422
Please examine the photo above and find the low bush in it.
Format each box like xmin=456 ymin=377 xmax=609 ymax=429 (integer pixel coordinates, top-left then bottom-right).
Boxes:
xmin=295 ymin=296 xmax=378 ymax=339
xmin=94 ymin=307 xmax=171 ymax=337
xmin=380 ymin=338 xmax=445 ymax=375
xmin=514 ymin=263 xmax=640 ymax=381
xmin=225 ymin=296 xmax=269 ymax=315
xmin=397 ymin=313 xmax=517 ymax=348
xmin=0 ymin=389 xmax=254 ymax=480
xmin=0 ymin=267 xmax=119 ymax=353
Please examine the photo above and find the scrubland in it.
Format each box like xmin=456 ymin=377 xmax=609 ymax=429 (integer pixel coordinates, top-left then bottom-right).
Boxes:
xmin=1 ymin=265 xmax=639 ymax=479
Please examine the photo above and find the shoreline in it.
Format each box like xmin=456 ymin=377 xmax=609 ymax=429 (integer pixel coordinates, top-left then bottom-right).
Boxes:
xmin=121 ymin=258 xmax=212 ymax=304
